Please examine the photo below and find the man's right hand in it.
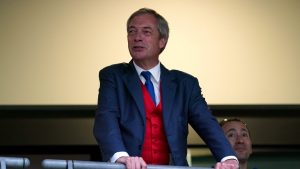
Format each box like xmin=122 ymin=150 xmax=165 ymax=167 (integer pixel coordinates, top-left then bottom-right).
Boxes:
xmin=116 ymin=156 xmax=147 ymax=169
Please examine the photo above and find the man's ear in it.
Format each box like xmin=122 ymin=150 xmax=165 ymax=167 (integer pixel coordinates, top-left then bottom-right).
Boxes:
xmin=159 ymin=38 xmax=167 ymax=49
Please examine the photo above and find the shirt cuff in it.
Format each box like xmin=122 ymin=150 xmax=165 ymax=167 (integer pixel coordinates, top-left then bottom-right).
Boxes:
xmin=221 ymin=156 xmax=239 ymax=163
xmin=110 ymin=152 xmax=129 ymax=163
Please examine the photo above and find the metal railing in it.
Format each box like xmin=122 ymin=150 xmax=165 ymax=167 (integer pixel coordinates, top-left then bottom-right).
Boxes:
xmin=0 ymin=157 xmax=30 ymax=169
xmin=42 ymin=159 xmax=212 ymax=169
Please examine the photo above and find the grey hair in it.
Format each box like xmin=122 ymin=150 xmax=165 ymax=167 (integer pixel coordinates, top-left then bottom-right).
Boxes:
xmin=127 ymin=8 xmax=169 ymax=52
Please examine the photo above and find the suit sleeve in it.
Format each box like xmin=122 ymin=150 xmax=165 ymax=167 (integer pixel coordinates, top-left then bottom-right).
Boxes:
xmin=93 ymin=67 xmax=127 ymax=161
xmin=187 ymin=78 xmax=236 ymax=161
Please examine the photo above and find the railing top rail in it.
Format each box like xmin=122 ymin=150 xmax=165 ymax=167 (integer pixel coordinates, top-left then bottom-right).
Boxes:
xmin=42 ymin=159 xmax=212 ymax=169
xmin=0 ymin=157 xmax=30 ymax=169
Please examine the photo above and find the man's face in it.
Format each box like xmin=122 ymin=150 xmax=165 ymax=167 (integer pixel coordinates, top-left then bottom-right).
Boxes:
xmin=127 ymin=14 xmax=166 ymax=63
xmin=222 ymin=121 xmax=253 ymax=162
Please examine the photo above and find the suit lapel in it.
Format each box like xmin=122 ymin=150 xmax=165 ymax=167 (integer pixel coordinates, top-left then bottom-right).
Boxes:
xmin=121 ymin=62 xmax=177 ymax=128
xmin=160 ymin=64 xmax=177 ymax=130
xmin=122 ymin=61 xmax=146 ymax=125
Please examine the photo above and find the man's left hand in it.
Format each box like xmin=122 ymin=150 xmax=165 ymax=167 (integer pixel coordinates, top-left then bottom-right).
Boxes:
xmin=214 ymin=159 xmax=239 ymax=169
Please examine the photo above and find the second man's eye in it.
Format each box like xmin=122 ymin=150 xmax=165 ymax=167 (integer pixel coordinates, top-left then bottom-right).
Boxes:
xmin=227 ymin=133 xmax=234 ymax=138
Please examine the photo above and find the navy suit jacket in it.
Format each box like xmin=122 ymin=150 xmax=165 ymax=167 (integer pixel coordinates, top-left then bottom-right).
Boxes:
xmin=93 ymin=60 xmax=235 ymax=166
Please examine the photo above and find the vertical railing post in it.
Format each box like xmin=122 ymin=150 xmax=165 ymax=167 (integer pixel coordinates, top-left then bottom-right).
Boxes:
xmin=67 ymin=160 xmax=73 ymax=169
xmin=0 ymin=160 xmax=6 ymax=169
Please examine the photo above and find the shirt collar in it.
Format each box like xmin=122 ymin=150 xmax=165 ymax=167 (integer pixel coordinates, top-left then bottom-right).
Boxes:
xmin=133 ymin=61 xmax=161 ymax=83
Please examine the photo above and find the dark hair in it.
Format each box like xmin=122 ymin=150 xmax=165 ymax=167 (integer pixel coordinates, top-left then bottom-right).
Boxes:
xmin=220 ymin=118 xmax=251 ymax=137
xmin=127 ymin=8 xmax=169 ymax=52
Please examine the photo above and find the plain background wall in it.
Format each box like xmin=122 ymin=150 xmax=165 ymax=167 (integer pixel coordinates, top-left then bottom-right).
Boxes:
xmin=1 ymin=0 xmax=300 ymax=105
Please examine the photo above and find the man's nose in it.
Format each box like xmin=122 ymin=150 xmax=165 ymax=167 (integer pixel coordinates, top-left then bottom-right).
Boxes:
xmin=134 ymin=32 xmax=143 ymax=41
xmin=236 ymin=135 xmax=244 ymax=143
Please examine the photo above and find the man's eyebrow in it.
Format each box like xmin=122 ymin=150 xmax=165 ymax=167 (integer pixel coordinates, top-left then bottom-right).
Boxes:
xmin=128 ymin=26 xmax=153 ymax=31
xmin=128 ymin=26 xmax=136 ymax=29
xmin=225 ymin=128 xmax=237 ymax=134
xmin=142 ymin=26 xmax=153 ymax=29
xmin=241 ymin=128 xmax=249 ymax=133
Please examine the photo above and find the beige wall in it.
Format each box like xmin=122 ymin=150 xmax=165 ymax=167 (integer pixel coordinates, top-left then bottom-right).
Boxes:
xmin=1 ymin=0 xmax=300 ymax=105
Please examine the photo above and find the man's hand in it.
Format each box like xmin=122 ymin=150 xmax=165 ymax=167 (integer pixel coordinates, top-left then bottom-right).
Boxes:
xmin=214 ymin=159 xmax=239 ymax=169
xmin=116 ymin=156 xmax=147 ymax=169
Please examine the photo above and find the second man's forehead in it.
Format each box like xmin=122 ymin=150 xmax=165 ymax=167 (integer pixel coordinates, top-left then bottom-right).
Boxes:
xmin=224 ymin=122 xmax=248 ymax=130
xmin=225 ymin=127 xmax=249 ymax=133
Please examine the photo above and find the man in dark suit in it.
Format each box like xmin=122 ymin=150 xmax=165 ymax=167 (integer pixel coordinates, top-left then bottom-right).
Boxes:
xmin=93 ymin=8 xmax=238 ymax=169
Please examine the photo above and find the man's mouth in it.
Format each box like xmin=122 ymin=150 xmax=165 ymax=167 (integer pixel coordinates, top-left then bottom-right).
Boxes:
xmin=234 ymin=146 xmax=246 ymax=152
xmin=132 ymin=46 xmax=145 ymax=51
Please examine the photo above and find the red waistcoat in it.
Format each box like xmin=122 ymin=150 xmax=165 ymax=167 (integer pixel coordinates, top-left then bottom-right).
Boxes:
xmin=141 ymin=84 xmax=170 ymax=165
